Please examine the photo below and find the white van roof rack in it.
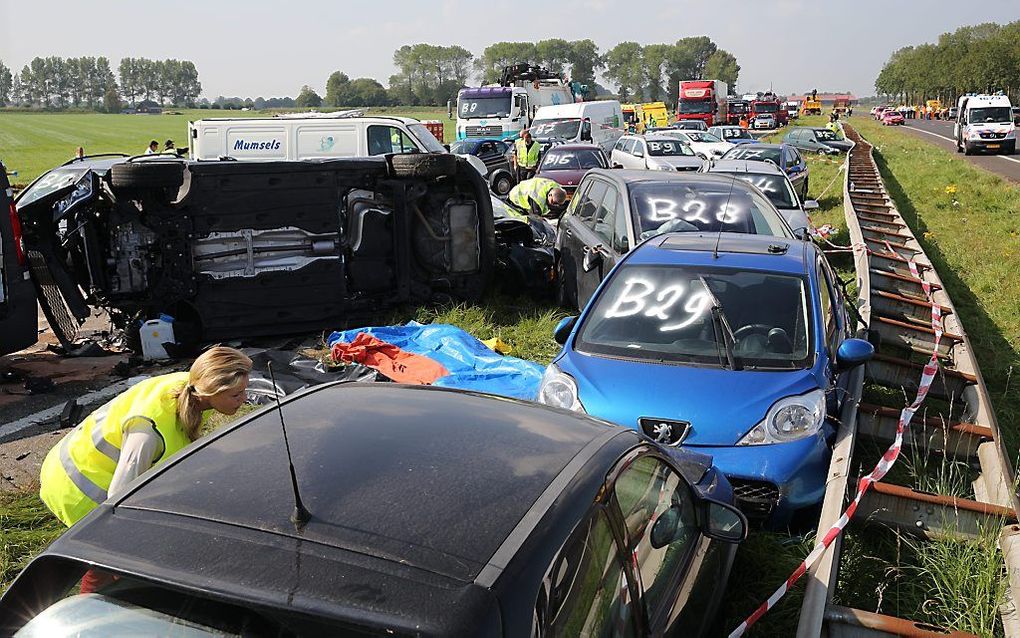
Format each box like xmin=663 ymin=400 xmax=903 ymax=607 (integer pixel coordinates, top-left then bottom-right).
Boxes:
xmin=274 ymin=109 xmax=367 ymax=120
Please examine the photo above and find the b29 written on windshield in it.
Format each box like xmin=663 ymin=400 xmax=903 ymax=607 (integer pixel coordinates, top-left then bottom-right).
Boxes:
xmin=604 ymin=277 xmax=711 ymax=332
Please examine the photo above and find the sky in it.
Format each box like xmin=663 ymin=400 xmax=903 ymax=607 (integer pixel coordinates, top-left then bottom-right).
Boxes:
xmin=2 ymin=0 xmax=1019 ymax=100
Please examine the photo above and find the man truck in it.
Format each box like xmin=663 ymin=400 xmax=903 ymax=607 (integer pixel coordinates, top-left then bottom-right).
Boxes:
xmin=455 ymin=64 xmax=577 ymax=141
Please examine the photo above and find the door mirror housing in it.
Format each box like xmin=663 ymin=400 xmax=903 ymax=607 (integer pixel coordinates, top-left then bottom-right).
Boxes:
xmin=582 ymin=247 xmax=603 ymax=272
xmin=702 ymin=500 xmax=747 ymax=543
xmin=835 ymin=338 xmax=874 ymax=370
xmin=553 ymin=316 xmax=578 ymax=345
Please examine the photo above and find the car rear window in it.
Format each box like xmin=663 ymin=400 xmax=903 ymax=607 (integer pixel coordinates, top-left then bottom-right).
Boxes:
xmin=731 ymin=173 xmax=797 ymax=209
xmin=541 ymin=148 xmax=607 ymax=170
xmin=722 ymin=146 xmax=782 ymax=165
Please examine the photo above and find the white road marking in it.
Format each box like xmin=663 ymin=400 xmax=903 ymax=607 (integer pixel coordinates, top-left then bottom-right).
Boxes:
xmin=0 ymin=375 xmax=150 ymax=441
xmin=906 ymin=124 xmax=1020 ymax=165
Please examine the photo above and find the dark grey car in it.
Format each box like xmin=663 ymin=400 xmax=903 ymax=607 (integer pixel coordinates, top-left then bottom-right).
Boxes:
xmin=0 ymin=160 xmax=37 ymax=356
xmin=783 ymin=127 xmax=853 ymax=155
xmin=555 ymin=170 xmax=796 ymax=310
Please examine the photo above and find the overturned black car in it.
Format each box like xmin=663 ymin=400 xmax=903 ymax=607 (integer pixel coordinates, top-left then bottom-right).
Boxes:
xmin=15 ymin=153 xmax=509 ymax=350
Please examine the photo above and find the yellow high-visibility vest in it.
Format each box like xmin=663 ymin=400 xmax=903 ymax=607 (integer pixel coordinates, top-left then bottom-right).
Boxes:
xmin=515 ymin=138 xmax=541 ymax=169
xmin=39 ymin=372 xmax=202 ymax=526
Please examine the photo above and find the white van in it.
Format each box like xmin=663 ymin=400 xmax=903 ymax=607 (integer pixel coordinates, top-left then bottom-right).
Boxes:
xmin=529 ymin=101 xmax=625 ymax=153
xmin=188 ymin=112 xmax=489 ymax=175
xmin=954 ymin=94 xmax=1016 ymax=155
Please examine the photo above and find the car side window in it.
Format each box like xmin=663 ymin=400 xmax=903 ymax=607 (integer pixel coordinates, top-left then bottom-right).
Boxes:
xmin=576 ymin=180 xmax=609 ymax=227
xmin=614 ymin=138 xmax=628 ymax=153
xmin=633 ymin=140 xmax=645 ymax=157
xmin=367 ymin=125 xmax=418 ymax=155
xmin=612 ymin=455 xmax=699 ymax=617
xmin=790 ymin=147 xmax=803 ymax=166
xmin=817 ymin=264 xmax=838 ymax=350
xmin=593 ymin=186 xmax=619 ymax=246
xmin=784 ymin=148 xmax=798 ymax=167
xmin=541 ymin=508 xmax=637 ymax=637
xmin=613 ymin=192 xmax=630 ymax=253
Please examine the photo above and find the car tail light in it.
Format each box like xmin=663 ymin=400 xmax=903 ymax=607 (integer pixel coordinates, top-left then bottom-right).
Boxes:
xmin=8 ymin=201 xmax=26 ymax=266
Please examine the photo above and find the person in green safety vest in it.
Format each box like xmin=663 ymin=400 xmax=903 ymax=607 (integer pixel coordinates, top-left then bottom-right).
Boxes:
xmin=512 ymin=129 xmax=541 ymax=182
xmin=506 ymin=176 xmax=568 ymax=218
xmin=38 ymin=346 xmax=253 ymax=592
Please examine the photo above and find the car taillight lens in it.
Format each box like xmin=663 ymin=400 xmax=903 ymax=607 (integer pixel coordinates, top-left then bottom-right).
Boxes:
xmin=9 ymin=201 xmax=26 ymax=266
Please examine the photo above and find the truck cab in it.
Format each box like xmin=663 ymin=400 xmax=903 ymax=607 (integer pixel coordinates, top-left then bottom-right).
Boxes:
xmin=455 ymin=64 xmax=575 ymax=141
xmin=955 ymin=94 xmax=1016 ymax=155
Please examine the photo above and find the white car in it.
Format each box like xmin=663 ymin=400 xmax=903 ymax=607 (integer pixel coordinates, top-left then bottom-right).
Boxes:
xmin=753 ymin=114 xmax=776 ymax=130
xmin=609 ymin=134 xmax=705 ymax=171
xmin=652 ymin=130 xmax=733 ymax=159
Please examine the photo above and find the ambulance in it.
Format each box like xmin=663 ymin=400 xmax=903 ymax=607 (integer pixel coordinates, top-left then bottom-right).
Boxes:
xmin=954 ymin=93 xmax=1016 ymax=155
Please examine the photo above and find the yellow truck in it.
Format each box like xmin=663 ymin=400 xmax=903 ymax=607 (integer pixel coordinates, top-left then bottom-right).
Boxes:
xmin=926 ymin=99 xmax=942 ymax=112
xmin=802 ymin=97 xmax=822 ymax=115
xmin=622 ymin=102 xmax=669 ymax=132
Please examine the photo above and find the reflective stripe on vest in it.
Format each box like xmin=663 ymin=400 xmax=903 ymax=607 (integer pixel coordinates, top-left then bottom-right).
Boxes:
xmin=509 ymin=178 xmax=559 ymax=215
xmin=59 ymin=434 xmax=108 ymax=504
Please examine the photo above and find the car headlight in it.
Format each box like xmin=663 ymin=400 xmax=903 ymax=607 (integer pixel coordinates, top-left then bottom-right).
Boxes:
xmin=537 ymin=364 xmax=585 ymax=412
xmin=54 ymin=173 xmax=94 ymax=216
xmin=737 ymin=389 xmax=825 ymax=445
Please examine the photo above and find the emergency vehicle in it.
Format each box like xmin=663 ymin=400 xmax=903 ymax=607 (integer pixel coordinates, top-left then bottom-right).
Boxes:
xmin=955 ymin=93 xmax=1016 ymax=155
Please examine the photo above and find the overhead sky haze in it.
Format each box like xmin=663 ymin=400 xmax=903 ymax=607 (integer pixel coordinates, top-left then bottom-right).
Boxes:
xmin=2 ymin=0 xmax=1019 ymax=100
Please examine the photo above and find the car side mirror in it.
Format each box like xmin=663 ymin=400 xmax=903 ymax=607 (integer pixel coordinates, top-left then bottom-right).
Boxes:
xmin=582 ymin=247 xmax=603 ymax=272
xmin=803 ymin=200 xmax=820 ymax=211
xmin=553 ymin=316 xmax=578 ymax=345
xmin=702 ymin=500 xmax=747 ymax=543
xmin=794 ymin=227 xmax=810 ymax=241
xmin=650 ymin=504 xmax=682 ymax=548
xmin=835 ymin=338 xmax=874 ymax=370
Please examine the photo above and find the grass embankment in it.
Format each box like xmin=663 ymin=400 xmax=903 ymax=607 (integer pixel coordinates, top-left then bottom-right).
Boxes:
xmin=0 ymin=107 xmax=453 ymax=186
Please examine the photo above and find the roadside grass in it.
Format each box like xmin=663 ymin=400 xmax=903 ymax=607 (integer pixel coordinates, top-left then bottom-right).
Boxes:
xmin=0 ymin=106 xmax=453 ymax=186
xmin=0 ymin=490 xmax=64 ymax=591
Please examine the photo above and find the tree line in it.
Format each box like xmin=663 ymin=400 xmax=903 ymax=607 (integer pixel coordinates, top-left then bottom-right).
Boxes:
xmin=0 ymin=56 xmax=201 ymax=110
xmin=314 ymin=37 xmax=738 ymax=109
xmin=875 ymin=21 xmax=1020 ymax=104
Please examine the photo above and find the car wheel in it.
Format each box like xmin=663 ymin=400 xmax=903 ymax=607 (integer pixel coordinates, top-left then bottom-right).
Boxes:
xmin=817 ymin=149 xmax=828 ymax=156
xmin=388 ymin=153 xmax=458 ymax=179
xmin=964 ymin=143 xmax=973 ymax=156
xmin=492 ymin=173 xmax=513 ymax=197
xmin=110 ymin=161 xmax=185 ymax=192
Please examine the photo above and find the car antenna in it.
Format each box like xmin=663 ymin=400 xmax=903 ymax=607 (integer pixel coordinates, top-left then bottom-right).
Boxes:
xmin=267 ymin=361 xmax=311 ymax=528
xmin=713 ymin=174 xmax=736 ymax=259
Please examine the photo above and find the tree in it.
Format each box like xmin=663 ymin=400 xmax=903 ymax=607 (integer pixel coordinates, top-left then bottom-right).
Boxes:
xmin=642 ymin=44 xmax=672 ymax=102
xmin=474 ymin=42 xmax=537 ymax=84
xmin=324 ymin=70 xmax=351 ymax=106
xmin=0 ymin=60 xmax=12 ymax=106
xmin=102 ymin=85 xmax=121 ymax=113
xmin=604 ymin=42 xmax=645 ymax=101
xmin=347 ymin=78 xmax=389 ymax=106
xmin=295 ymin=85 xmax=322 ymax=108
xmin=389 ymin=44 xmax=474 ymax=105
xmin=566 ymin=39 xmax=603 ymax=87
xmin=535 ymin=39 xmax=573 ymax=76
xmin=704 ymin=50 xmax=740 ymax=89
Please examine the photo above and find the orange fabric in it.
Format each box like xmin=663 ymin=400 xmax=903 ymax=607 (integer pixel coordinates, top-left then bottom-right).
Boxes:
xmin=330 ymin=333 xmax=448 ymax=385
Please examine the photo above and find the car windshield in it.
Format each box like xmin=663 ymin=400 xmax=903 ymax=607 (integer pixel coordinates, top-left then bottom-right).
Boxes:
xmin=729 ymin=103 xmax=748 ymax=114
xmin=684 ymin=132 xmax=721 ymax=143
xmin=678 ymin=101 xmax=713 ymax=114
xmin=577 ymin=265 xmax=812 ymax=369
xmin=754 ymin=103 xmax=779 ymax=113
xmin=722 ymin=146 xmax=782 ymax=165
xmin=15 ymin=593 xmax=234 ymax=637
xmin=458 ymin=96 xmax=511 ymax=119
xmin=970 ymin=107 xmax=1012 ymax=124
xmin=407 ymin=123 xmax=447 ymax=153
xmin=673 ymin=122 xmax=705 ymax=130
xmin=531 ymin=118 xmax=581 ymax=140
xmin=17 ymin=167 xmax=90 ymax=207
xmin=730 ymin=173 xmax=798 ymax=209
xmin=814 ymin=130 xmax=840 ymax=141
xmin=540 ymin=148 xmax=606 ymax=170
xmin=628 ymin=180 xmax=793 ymax=240
xmin=719 ymin=128 xmax=752 ymax=140
xmin=449 ymin=140 xmax=475 ymax=154
xmin=646 ymin=140 xmax=695 ymax=156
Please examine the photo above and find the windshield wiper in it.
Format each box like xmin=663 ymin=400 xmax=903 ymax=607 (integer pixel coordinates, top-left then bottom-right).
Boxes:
xmin=699 ymin=276 xmax=742 ymax=371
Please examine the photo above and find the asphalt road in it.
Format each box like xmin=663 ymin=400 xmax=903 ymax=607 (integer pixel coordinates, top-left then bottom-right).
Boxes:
xmin=892 ymin=118 xmax=1020 ymax=183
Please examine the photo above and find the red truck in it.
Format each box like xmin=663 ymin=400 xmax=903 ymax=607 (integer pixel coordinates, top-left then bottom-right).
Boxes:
xmin=750 ymin=93 xmax=787 ymax=127
xmin=677 ymin=80 xmax=729 ymax=126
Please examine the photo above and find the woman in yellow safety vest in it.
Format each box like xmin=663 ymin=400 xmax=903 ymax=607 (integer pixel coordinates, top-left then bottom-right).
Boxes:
xmin=39 ymin=346 xmax=252 ymax=588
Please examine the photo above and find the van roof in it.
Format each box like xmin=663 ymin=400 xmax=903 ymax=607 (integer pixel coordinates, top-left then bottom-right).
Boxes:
xmin=189 ymin=115 xmax=421 ymax=125
xmin=534 ymin=100 xmax=620 ymax=117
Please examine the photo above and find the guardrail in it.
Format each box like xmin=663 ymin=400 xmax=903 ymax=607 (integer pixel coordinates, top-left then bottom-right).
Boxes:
xmin=796 ymin=125 xmax=1020 ymax=636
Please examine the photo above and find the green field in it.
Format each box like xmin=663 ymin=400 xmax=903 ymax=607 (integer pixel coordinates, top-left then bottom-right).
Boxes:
xmin=0 ymin=107 xmax=453 ymax=187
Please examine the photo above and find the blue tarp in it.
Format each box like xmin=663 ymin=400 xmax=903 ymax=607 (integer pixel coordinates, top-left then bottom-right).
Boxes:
xmin=327 ymin=322 xmax=544 ymax=400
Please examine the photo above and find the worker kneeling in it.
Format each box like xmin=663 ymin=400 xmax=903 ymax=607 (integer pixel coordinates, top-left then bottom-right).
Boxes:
xmin=507 ymin=177 xmax=568 ymax=219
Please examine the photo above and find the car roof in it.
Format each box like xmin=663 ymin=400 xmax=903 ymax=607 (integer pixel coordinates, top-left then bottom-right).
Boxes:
xmin=545 ymin=143 xmax=602 ymax=152
xmin=642 ymin=134 xmax=685 ymax=142
xmin=708 ymin=159 xmax=785 ymax=176
xmin=629 ymin=232 xmax=815 ymax=276
xmin=584 ymin=168 xmax=744 ymax=188
xmin=114 ymin=383 xmax=624 ymax=584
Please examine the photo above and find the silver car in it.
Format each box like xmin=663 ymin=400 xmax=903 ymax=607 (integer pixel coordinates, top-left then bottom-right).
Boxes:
xmin=707 ymin=159 xmax=818 ymax=236
xmin=610 ymin=135 xmax=705 ymax=172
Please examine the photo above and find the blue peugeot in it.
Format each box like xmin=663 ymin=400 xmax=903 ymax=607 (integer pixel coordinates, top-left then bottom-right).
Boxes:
xmin=537 ymin=232 xmax=873 ymax=526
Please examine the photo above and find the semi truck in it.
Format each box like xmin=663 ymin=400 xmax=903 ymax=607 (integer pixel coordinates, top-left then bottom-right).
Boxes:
xmin=677 ymin=80 xmax=728 ymax=126
xmin=727 ymin=99 xmax=750 ymax=125
xmin=455 ymin=64 xmax=577 ymax=141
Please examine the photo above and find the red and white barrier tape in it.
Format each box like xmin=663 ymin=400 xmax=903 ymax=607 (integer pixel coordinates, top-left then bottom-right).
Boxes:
xmin=728 ymin=241 xmax=942 ymax=637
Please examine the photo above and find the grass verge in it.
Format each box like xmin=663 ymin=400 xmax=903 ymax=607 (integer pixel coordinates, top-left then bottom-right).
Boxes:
xmin=0 ymin=491 xmax=65 ymax=591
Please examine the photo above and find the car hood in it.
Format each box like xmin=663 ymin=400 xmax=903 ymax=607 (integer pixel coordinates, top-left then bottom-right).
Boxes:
xmin=823 ymin=139 xmax=853 ymax=151
xmin=646 ymin=156 xmax=705 ymax=171
xmin=728 ymin=139 xmax=758 ymax=145
xmin=537 ymin=168 xmax=589 ymax=186
xmin=560 ymin=351 xmax=821 ymax=446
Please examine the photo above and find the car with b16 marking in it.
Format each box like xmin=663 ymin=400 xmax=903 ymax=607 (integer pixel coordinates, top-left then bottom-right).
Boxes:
xmin=0 ymin=383 xmax=746 ymax=636
xmin=554 ymin=170 xmax=797 ymax=311
xmin=540 ymin=232 xmax=874 ymax=526
xmin=534 ymin=143 xmax=608 ymax=199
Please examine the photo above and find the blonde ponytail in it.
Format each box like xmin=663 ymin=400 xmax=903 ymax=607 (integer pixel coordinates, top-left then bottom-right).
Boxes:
xmin=173 ymin=346 xmax=252 ymax=440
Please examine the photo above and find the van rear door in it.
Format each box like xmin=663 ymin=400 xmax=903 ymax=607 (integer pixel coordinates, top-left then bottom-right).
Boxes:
xmin=0 ymin=162 xmax=38 ymax=356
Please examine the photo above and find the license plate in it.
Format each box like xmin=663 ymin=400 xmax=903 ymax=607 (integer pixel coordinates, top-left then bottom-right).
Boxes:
xmin=987 ymin=144 xmax=1001 ymax=149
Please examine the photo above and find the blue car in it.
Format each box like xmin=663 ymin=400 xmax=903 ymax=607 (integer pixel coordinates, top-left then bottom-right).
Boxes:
xmin=538 ymin=232 xmax=873 ymax=526
xmin=719 ymin=143 xmax=809 ymax=202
